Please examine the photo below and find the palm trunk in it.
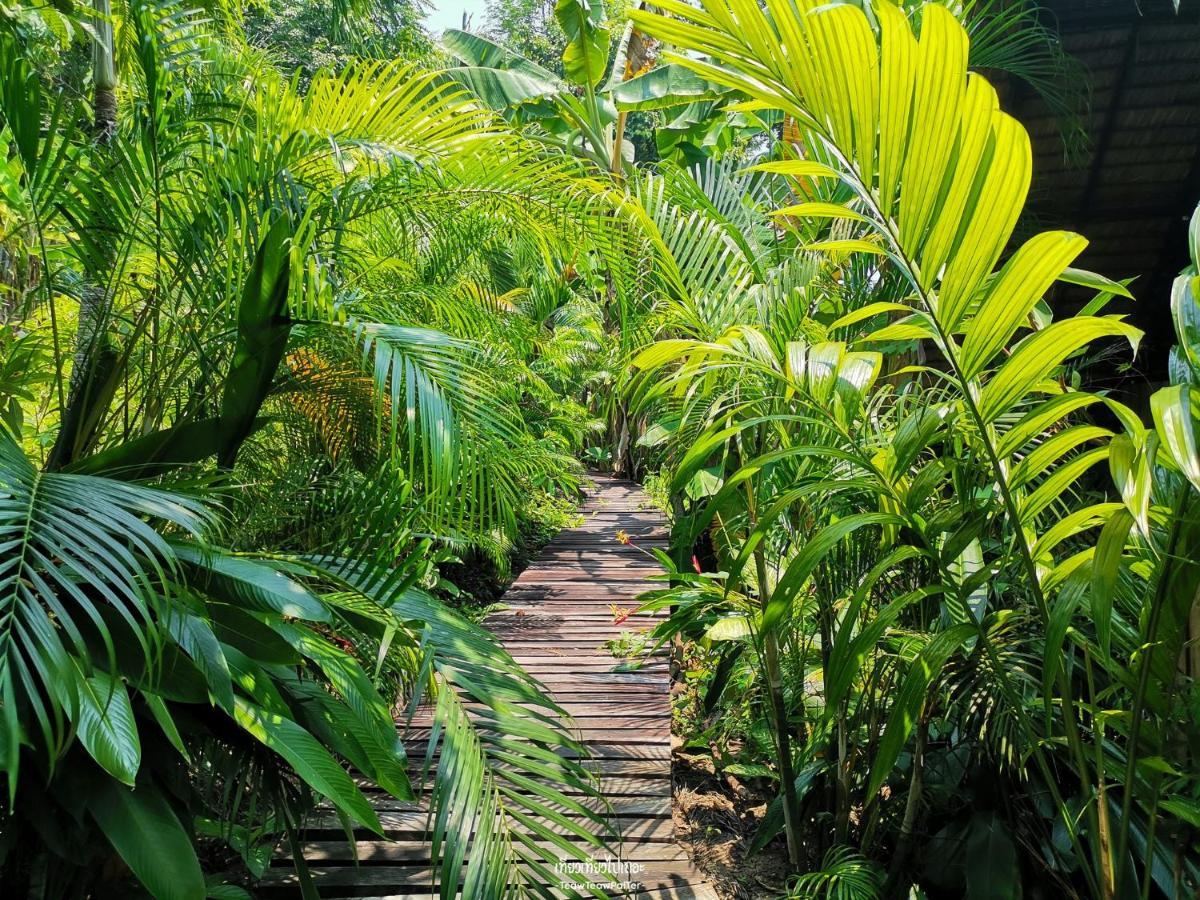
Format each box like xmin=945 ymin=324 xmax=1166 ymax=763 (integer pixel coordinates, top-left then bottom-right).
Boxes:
xmin=834 ymin=697 xmax=851 ymax=845
xmin=743 ymin=472 xmax=802 ymax=866
xmin=762 ymin=623 xmax=803 ymax=866
xmin=611 ymin=111 xmax=628 ymax=177
xmin=92 ymin=0 xmax=117 ymax=142
xmin=885 ymin=715 xmax=927 ymax=891
xmin=51 ymin=0 xmax=120 ymax=467
xmin=612 ymin=401 xmax=632 ymax=477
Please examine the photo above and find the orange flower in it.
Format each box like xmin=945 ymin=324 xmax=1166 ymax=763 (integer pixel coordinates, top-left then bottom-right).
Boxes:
xmin=615 ymin=529 xmax=630 ymax=545
xmin=610 ymin=604 xmax=633 ymax=626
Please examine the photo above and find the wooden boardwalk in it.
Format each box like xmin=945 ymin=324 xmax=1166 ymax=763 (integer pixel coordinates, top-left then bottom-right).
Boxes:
xmin=263 ymin=474 xmax=713 ymax=898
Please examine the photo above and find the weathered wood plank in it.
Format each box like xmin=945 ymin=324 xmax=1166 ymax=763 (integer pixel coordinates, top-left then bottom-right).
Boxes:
xmin=294 ymin=812 xmax=677 ymax=842
xmin=278 ymin=841 xmax=692 ymax=864
xmin=257 ymin=855 xmax=706 ymax=895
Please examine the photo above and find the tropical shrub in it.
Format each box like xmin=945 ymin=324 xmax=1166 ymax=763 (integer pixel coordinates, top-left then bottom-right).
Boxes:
xmin=624 ymin=1 xmax=1200 ymax=896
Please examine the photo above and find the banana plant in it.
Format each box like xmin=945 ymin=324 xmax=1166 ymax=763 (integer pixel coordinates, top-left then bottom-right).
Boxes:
xmin=442 ymin=0 xmax=732 ymax=172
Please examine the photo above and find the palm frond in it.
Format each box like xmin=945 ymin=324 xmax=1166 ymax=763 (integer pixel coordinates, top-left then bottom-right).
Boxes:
xmin=0 ymin=431 xmax=210 ymax=789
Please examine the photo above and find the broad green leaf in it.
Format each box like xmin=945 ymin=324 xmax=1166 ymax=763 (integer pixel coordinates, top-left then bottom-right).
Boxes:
xmin=772 ymin=202 xmax=869 ymax=223
xmin=164 ymin=606 xmax=235 ymax=712
xmin=209 ymin=605 xmax=301 ymax=666
xmin=1190 ymin=202 xmax=1200 ymax=270
xmin=1019 ymin=446 xmax=1109 ymax=524
xmin=1151 ymin=384 xmax=1200 ymax=491
xmin=72 ymin=668 xmax=140 ymax=785
xmin=233 ymin=697 xmax=383 ymax=834
xmin=979 ymin=318 xmax=1142 ymax=423
xmin=612 ymin=64 xmax=728 ymax=111
xmin=174 ymin=545 xmax=331 ymax=622
xmin=1009 ymin=425 xmax=1111 ymax=490
xmin=1060 ymin=266 xmax=1134 ymax=299
xmin=1042 ymin=573 xmax=1085 ymax=722
xmin=218 ymin=215 xmax=293 ymax=468
xmin=1160 ymin=799 xmax=1200 ymax=829
xmin=441 ymin=29 xmax=561 ymax=83
xmin=703 ymin=642 xmax=745 ymax=715
xmin=89 ymin=779 xmax=205 ymax=900
xmin=1108 ymin=434 xmax=1153 ymax=533
xmin=555 ymin=0 xmax=610 ymax=88
xmin=804 ymin=239 xmax=886 ymax=257
xmin=861 ymin=320 xmax=937 ymax=343
xmin=141 ymin=692 xmax=190 ymax=762
xmin=959 ymin=232 xmax=1087 ymax=377
xmin=996 ymin=393 xmax=1101 ymax=458
xmin=705 ymin=615 xmax=752 ymax=641
xmin=964 ymin=814 xmax=1023 ymax=900
xmin=829 ymin=301 xmax=913 ymax=332
xmin=1091 ymin=509 xmax=1134 ymax=657
xmin=443 ymin=67 xmax=559 ymax=109
xmin=749 ymin=159 xmax=840 ymax=180
xmin=0 ymin=36 xmax=43 ymax=172
xmin=1031 ymin=502 xmax=1122 ymax=559
xmin=1170 ymin=270 xmax=1200 ymax=381
xmin=949 ymin=538 xmax=987 ymax=623
xmin=273 ymin=622 xmax=412 ymax=800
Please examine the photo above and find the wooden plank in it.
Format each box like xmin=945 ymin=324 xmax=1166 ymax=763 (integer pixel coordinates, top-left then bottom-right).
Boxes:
xmin=258 ymin=855 xmax=705 ymax=894
xmin=285 ymin=890 xmax=717 ymax=900
xmin=278 ymin=841 xmax=692 ymax=864
xmin=402 ymin=727 xmax=671 ymax=744
xmin=400 ymin=740 xmax=672 ymax=761
xmin=312 ymin=796 xmax=672 ymax=817
xmin=362 ymin=774 xmax=672 ymax=798
xmin=296 ymin=812 xmax=676 ymax=841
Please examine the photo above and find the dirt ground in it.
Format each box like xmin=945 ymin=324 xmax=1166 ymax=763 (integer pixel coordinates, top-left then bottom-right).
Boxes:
xmin=671 ymin=738 xmax=794 ymax=899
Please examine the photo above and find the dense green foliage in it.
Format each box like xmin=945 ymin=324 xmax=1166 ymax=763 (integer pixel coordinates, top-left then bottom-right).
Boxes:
xmin=622 ymin=2 xmax=1200 ymax=897
xmin=0 ymin=0 xmax=625 ymax=896
xmin=1 ymin=0 xmax=1198 ymax=898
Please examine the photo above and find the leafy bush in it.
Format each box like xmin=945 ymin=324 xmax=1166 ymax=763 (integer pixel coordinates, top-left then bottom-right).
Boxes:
xmin=624 ymin=1 xmax=1200 ymax=896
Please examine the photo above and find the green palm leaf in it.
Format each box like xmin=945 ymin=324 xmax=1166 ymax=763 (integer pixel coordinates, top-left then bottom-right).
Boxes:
xmin=0 ymin=432 xmax=209 ymax=794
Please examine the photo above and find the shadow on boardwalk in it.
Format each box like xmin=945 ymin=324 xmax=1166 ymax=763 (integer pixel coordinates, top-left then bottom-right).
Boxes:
xmin=261 ymin=474 xmax=716 ymax=899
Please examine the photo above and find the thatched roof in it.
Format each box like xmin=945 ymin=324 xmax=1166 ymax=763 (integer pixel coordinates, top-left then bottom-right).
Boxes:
xmin=1006 ymin=0 xmax=1200 ymax=399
